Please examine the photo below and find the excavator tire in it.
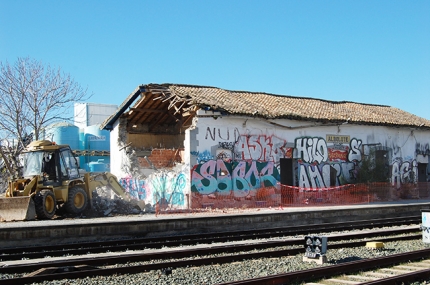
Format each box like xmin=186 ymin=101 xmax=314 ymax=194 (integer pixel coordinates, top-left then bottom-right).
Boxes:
xmin=65 ymin=186 xmax=88 ymax=215
xmin=34 ymin=190 xmax=57 ymax=220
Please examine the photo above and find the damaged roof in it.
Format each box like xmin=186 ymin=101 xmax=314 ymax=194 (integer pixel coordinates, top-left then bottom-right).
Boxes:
xmin=100 ymin=83 xmax=430 ymax=131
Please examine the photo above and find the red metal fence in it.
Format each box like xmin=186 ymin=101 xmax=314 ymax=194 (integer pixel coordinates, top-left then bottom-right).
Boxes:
xmin=190 ymin=182 xmax=430 ymax=210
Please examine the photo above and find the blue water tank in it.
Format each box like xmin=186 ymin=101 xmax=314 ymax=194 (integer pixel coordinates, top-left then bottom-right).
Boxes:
xmin=44 ymin=122 xmax=80 ymax=150
xmin=84 ymin=124 xmax=110 ymax=171
xmin=78 ymin=129 xmax=85 ymax=150
xmin=78 ymin=129 xmax=86 ymax=170
xmin=84 ymin=124 xmax=110 ymax=151
xmin=89 ymin=159 xmax=107 ymax=172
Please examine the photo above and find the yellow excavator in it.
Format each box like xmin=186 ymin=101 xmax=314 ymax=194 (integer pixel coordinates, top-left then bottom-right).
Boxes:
xmin=0 ymin=140 xmax=130 ymax=221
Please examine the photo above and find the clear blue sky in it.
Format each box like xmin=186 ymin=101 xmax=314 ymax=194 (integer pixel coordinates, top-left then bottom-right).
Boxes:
xmin=1 ymin=0 xmax=429 ymax=120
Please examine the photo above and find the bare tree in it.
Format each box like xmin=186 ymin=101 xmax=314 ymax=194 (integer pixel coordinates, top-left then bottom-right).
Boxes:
xmin=0 ymin=57 xmax=90 ymax=180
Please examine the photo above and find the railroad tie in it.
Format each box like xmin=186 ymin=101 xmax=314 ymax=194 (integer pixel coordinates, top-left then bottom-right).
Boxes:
xmin=345 ymin=275 xmax=379 ymax=281
xmin=325 ymin=278 xmax=360 ymax=284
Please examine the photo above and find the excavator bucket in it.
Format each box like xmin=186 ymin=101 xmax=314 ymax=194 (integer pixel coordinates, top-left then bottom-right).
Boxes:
xmin=0 ymin=196 xmax=36 ymax=221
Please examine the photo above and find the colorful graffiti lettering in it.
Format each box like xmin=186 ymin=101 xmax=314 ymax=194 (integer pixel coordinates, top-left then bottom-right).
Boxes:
xmin=191 ymin=159 xmax=280 ymax=197
xmin=191 ymin=160 xmax=232 ymax=195
xmin=295 ymin=137 xmax=328 ymax=164
xmin=149 ymin=171 xmax=186 ymax=206
xmin=120 ymin=171 xmax=186 ymax=207
xmin=298 ymin=164 xmax=330 ymax=188
xmin=331 ymin=161 xmax=357 ymax=184
xmin=416 ymin=143 xmax=430 ymax=157
xmin=191 ymin=150 xmax=214 ymax=163
xmin=119 ymin=177 xmax=148 ymax=200
xmin=391 ymin=159 xmax=418 ymax=188
xmin=348 ymin=138 xmax=362 ymax=162
xmin=298 ymin=161 xmax=358 ymax=188
xmin=328 ymin=148 xmax=348 ymax=161
xmin=296 ymin=137 xmax=362 ymax=188
xmin=235 ymin=135 xmax=287 ymax=162
xmin=198 ymin=130 xmax=421 ymax=190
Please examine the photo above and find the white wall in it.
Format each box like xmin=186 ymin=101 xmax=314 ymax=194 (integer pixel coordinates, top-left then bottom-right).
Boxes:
xmin=108 ymin=109 xmax=430 ymax=207
xmin=74 ymin=103 xmax=118 ymax=129
xmin=109 ymin=119 xmax=125 ymax=178
xmin=189 ymin=110 xmax=430 ymax=196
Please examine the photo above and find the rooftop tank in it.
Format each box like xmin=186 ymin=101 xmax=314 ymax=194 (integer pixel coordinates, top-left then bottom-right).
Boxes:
xmin=44 ymin=122 xmax=80 ymax=151
xmin=82 ymin=124 xmax=110 ymax=172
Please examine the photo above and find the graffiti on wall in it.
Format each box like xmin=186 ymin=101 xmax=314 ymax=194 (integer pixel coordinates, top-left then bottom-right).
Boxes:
xmin=391 ymin=158 xmax=418 ymax=188
xmin=190 ymin=150 xmax=214 ymax=163
xmin=120 ymin=176 xmax=148 ymax=201
xmin=295 ymin=137 xmax=329 ymax=164
xmin=216 ymin=142 xmax=234 ymax=162
xmin=203 ymin=128 xmax=288 ymax=162
xmin=416 ymin=143 xmax=430 ymax=157
xmin=191 ymin=160 xmax=280 ymax=197
xmin=150 ymin=171 xmax=186 ymax=207
xmin=205 ymin=127 xmax=240 ymax=141
xmin=120 ymin=170 xmax=187 ymax=207
xmin=191 ymin=129 xmax=286 ymax=197
xmin=194 ymin=126 xmax=424 ymax=193
xmin=295 ymin=137 xmax=363 ymax=188
xmin=235 ymin=134 xmax=287 ymax=162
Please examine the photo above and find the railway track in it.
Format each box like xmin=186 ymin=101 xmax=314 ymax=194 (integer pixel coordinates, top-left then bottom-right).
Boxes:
xmin=218 ymin=250 xmax=430 ymax=285
xmin=0 ymin=215 xmax=421 ymax=261
xmin=0 ymin=224 xmax=423 ymax=284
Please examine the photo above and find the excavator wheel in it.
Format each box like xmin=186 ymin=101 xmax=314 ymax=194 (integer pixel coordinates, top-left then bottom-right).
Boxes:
xmin=34 ymin=190 xmax=57 ymax=220
xmin=65 ymin=186 xmax=88 ymax=215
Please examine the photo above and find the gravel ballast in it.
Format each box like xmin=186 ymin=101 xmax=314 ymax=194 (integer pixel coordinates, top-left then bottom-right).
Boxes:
xmin=1 ymin=238 xmax=428 ymax=285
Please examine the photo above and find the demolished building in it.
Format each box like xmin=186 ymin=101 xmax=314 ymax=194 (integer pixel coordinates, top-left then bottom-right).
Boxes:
xmin=100 ymin=83 xmax=430 ymax=211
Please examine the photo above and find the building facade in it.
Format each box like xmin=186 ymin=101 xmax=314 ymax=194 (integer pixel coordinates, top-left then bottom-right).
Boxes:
xmin=74 ymin=103 xmax=118 ymax=129
xmin=101 ymin=84 xmax=430 ymax=210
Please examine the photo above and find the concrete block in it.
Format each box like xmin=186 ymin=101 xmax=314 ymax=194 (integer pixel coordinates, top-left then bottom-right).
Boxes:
xmin=303 ymin=255 xmax=327 ymax=265
xmin=366 ymin=241 xmax=385 ymax=249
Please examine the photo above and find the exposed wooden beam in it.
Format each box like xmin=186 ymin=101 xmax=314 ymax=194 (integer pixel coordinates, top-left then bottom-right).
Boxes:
xmin=148 ymin=111 xmax=182 ymax=132
xmin=148 ymin=113 xmax=167 ymax=132
xmin=167 ymin=111 xmax=180 ymax=122
xmin=183 ymin=110 xmax=196 ymax=117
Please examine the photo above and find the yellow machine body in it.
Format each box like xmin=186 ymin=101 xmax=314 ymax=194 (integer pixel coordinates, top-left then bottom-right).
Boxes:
xmin=0 ymin=140 xmax=129 ymax=221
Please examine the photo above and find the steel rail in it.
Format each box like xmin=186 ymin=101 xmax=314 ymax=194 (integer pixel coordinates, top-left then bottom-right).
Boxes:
xmin=361 ymin=268 xmax=430 ymax=284
xmin=0 ymin=225 xmax=420 ymax=262
xmin=0 ymin=232 xmax=422 ymax=283
xmin=0 ymin=241 xmax=428 ymax=285
xmin=1 ymin=215 xmax=420 ymax=254
xmin=0 ymin=229 xmax=421 ymax=272
xmin=0 ymin=216 xmax=421 ymax=261
xmin=216 ymin=249 xmax=430 ymax=285
xmin=0 ymin=226 xmax=420 ymax=261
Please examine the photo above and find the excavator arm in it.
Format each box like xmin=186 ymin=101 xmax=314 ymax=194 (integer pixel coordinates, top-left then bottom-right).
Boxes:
xmin=83 ymin=172 xmax=130 ymax=202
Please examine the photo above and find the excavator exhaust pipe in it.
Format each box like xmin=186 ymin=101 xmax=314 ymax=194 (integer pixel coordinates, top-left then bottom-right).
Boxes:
xmin=0 ymin=197 xmax=36 ymax=221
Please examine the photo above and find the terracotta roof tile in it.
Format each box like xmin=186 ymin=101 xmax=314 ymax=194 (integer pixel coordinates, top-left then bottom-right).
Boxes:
xmin=163 ymin=84 xmax=430 ymax=128
xmin=100 ymin=83 xmax=430 ymax=130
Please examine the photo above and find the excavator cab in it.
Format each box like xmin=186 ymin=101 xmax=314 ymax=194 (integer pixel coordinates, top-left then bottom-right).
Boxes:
xmin=22 ymin=145 xmax=80 ymax=185
xmin=2 ymin=141 xmax=84 ymax=221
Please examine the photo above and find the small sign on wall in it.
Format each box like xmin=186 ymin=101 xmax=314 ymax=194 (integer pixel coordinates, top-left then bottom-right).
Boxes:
xmin=89 ymin=135 xmax=106 ymax=141
xmin=326 ymin=135 xmax=350 ymax=144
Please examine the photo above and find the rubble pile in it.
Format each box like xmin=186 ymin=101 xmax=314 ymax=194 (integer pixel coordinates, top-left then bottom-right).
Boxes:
xmin=85 ymin=186 xmax=148 ymax=217
xmin=0 ymin=177 xmax=7 ymax=194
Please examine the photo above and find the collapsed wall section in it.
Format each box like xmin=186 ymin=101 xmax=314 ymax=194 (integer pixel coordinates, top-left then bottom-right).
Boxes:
xmin=110 ymin=116 xmax=191 ymax=212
